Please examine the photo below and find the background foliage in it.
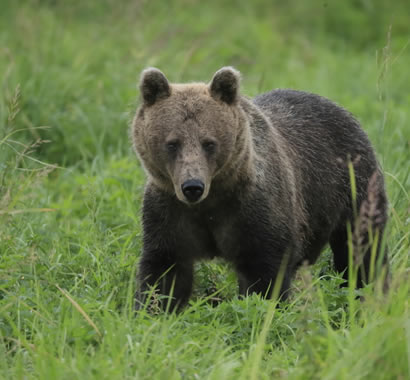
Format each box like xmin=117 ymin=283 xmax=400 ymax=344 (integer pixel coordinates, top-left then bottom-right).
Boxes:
xmin=1 ymin=0 xmax=409 ymax=379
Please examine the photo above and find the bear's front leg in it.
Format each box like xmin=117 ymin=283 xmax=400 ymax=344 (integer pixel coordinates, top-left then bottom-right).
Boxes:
xmin=136 ymin=251 xmax=193 ymax=311
xmin=233 ymin=214 xmax=297 ymax=301
xmin=236 ymin=256 xmax=292 ymax=300
xmin=135 ymin=186 xmax=193 ymax=312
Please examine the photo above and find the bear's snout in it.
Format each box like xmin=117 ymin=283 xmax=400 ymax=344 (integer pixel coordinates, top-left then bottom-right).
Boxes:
xmin=181 ymin=179 xmax=205 ymax=203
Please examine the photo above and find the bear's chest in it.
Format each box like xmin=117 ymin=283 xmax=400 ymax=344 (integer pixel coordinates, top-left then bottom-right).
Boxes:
xmin=177 ymin=205 xmax=240 ymax=261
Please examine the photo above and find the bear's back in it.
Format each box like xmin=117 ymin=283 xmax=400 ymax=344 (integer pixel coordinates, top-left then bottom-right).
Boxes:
xmin=252 ymin=89 xmax=381 ymax=239
xmin=252 ymin=89 xmax=377 ymax=174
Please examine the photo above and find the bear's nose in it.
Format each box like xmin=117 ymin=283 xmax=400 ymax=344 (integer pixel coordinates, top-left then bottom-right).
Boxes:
xmin=181 ymin=179 xmax=204 ymax=203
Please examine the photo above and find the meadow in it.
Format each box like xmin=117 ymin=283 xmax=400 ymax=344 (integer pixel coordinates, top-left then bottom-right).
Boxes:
xmin=0 ymin=0 xmax=409 ymax=378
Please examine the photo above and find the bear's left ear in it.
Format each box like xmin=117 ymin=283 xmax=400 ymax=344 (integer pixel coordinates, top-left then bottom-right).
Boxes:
xmin=209 ymin=67 xmax=241 ymax=105
xmin=139 ymin=68 xmax=171 ymax=106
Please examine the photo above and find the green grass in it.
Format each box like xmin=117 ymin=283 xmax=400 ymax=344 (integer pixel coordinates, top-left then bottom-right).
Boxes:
xmin=1 ymin=0 xmax=409 ymax=379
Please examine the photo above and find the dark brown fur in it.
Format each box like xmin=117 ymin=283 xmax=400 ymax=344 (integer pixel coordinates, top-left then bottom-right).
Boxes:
xmin=132 ymin=67 xmax=389 ymax=311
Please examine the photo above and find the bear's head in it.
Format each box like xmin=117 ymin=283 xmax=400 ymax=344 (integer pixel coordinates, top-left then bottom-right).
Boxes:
xmin=132 ymin=67 xmax=251 ymax=205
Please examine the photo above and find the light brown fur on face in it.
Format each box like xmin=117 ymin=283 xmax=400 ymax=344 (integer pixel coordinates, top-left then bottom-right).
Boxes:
xmin=132 ymin=70 xmax=250 ymax=204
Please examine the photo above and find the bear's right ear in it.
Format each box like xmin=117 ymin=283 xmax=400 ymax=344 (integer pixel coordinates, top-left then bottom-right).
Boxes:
xmin=139 ymin=68 xmax=171 ymax=106
xmin=209 ymin=67 xmax=241 ymax=105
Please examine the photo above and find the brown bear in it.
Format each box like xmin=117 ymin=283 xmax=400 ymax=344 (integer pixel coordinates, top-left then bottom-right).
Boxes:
xmin=131 ymin=67 xmax=389 ymax=311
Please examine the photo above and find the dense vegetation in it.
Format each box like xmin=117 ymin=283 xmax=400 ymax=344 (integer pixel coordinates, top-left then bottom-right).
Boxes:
xmin=1 ymin=1 xmax=409 ymax=378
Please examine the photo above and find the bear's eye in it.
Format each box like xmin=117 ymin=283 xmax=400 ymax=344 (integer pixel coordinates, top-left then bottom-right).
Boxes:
xmin=165 ymin=140 xmax=180 ymax=153
xmin=202 ymin=140 xmax=216 ymax=153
